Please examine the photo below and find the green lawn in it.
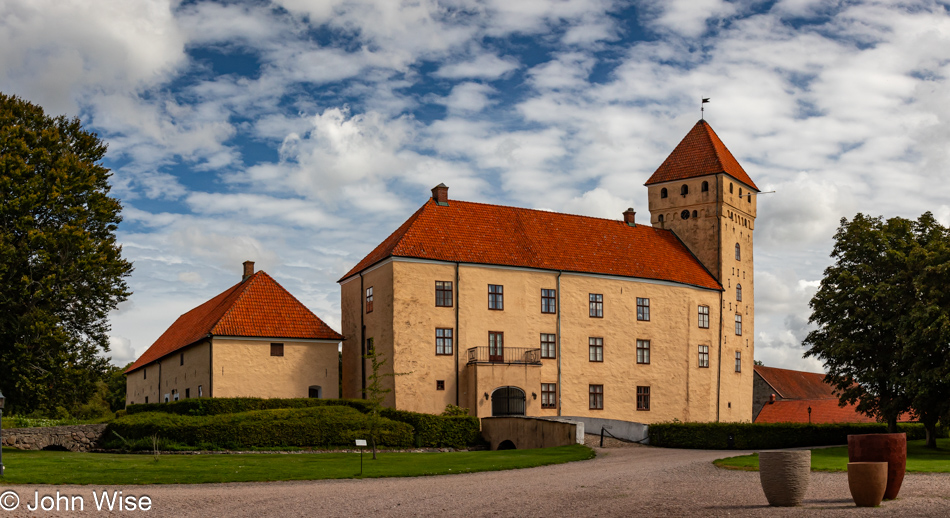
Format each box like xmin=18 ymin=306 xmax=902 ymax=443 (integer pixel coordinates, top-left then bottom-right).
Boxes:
xmin=714 ymin=438 xmax=950 ymax=473
xmin=0 ymin=444 xmax=594 ymax=485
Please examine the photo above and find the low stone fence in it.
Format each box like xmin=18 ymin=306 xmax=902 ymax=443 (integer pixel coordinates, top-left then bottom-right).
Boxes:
xmin=1 ymin=424 xmax=108 ymax=452
xmin=481 ymin=417 xmax=584 ymax=450
xmin=553 ymin=416 xmax=649 ymax=443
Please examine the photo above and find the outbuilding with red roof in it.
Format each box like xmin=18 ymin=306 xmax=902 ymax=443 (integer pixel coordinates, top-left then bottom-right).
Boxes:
xmin=126 ymin=262 xmax=343 ymax=405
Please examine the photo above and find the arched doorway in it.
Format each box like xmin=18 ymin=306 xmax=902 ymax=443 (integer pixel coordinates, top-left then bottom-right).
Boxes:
xmin=491 ymin=386 xmax=526 ymax=416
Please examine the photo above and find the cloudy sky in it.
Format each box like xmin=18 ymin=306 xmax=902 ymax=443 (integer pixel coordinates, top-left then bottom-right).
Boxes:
xmin=3 ymin=0 xmax=949 ymax=373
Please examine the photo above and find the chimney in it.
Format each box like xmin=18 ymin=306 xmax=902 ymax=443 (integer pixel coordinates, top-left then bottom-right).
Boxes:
xmin=431 ymin=183 xmax=449 ymax=206
xmin=242 ymin=261 xmax=255 ymax=281
xmin=623 ymin=207 xmax=636 ymax=227
xmin=769 ymin=394 xmax=776 ymax=404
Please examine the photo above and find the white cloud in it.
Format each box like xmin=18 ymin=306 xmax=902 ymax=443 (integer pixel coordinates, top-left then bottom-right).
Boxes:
xmin=0 ymin=0 xmax=186 ymax=115
xmin=434 ymin=82 xmax=497 ymax=114
xmin=434 ymin=54 xmax=519 ymax=79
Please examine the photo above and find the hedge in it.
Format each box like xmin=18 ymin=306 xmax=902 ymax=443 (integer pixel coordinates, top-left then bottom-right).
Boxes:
xmin=125 ymin=398 xmax=483 ymax=447
xmin=125 ymin=398 xmax=374 ymax=416
xmin=648 ymin=422 xmax=929 ymax=450
xmin=105 ymin=406 xmax=413 ymax=450
xmin=380 ymin=408 xmax=480 ymax=448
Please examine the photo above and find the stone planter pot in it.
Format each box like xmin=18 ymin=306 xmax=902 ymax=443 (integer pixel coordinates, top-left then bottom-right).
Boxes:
xmin=848 ymin=462 xmax=887 ymax=507
xmin=758 ymin=450 xmax=811 ymax=507
xmin=847 ymin=433 xmax=906 ymax=500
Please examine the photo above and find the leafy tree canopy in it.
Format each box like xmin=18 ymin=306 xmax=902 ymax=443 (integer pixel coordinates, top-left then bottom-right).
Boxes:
xmin=804 ymin=212 xmax=950 ymax=445
xmin=0 ymin=93 xmax=132 ymax=415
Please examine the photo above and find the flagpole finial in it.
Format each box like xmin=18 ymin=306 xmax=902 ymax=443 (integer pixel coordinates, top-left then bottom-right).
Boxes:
xmin=701 ymin=97 xmax=710 ymax=120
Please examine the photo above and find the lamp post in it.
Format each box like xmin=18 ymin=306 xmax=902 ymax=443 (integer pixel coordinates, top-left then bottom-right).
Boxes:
xmin=0 ymin=389 xmax=5 ymax=476
xmin=807 ymin=406 xmax=812 ymax=425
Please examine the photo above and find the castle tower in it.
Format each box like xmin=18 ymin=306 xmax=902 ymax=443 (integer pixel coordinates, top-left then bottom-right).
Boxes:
xmin=645 ymin=120 xmax=759 ymax=421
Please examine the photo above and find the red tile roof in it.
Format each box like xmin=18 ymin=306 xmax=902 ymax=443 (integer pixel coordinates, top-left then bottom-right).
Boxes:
xmin=340 ymin=199 xmax=722 ymax=290
xmin=755 ymin=398 xmax=878 ymax=424
xmin=645 ymin=120 xmax=759 ymax=191
xmin=126 ymin=271 xmax=343 ymax=373
xmin=754 ymin=365 xmax=837 ymax=400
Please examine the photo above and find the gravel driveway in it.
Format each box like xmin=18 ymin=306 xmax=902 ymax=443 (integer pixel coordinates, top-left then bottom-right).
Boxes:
xmin=5 ymin=442 xmax=949 ymax=517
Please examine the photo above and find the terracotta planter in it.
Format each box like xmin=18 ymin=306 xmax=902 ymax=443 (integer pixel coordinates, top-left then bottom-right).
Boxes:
xmin=758 ymin=450 xmax=811 ymax=507
xmin=847 ymin=433 xmax=906 ymax=500
xmin=848 ymin=462 xmax=887 ymax=507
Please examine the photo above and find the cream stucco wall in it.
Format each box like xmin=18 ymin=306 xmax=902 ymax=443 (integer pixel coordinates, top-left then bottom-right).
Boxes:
xmin=125 ymin=341 xmax=211 ymax=406
xmin=341 ymin=257 xmax=747 ymax=422
xmin=647 ymin=173 xmax=756 ymax=422
xmin=212 ymin=338 xmax=340 ymax=399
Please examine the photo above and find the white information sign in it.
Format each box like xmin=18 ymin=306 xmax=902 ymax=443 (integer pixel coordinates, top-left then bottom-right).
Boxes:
xmin=355 ymin=439 xmax=367 ymax=447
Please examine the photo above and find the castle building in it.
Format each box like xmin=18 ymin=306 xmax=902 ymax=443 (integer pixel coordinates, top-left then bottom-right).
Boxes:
xmin=126 ymin=262 xmax=343 ymax=405
xmin=339 ymin=120 xmax=759 ymax=422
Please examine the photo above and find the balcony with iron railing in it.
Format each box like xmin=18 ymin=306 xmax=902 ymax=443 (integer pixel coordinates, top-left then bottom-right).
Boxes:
xmin=466 ymin=347 xmax=542 ymax=365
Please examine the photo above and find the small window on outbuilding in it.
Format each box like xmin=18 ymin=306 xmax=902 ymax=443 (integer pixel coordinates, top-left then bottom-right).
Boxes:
xmin=436 ymin=380 xmax=445 ymax=391
xmin=271 ymin=343 xmax=284 ymax=357
xmin=309 ymin=386 xmax=322 ymax=398
xmin=660 ymin=188 xmax=668 ymax=198
xmin=702 ymin=181 xmax=709 ymax=192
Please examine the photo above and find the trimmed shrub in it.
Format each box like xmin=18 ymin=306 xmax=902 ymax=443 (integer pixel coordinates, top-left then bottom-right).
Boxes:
xmin=380 ymin=408 xmax=480 ymax=448
xmin=648 ymin=422 xmax=927 ymax=450
xmin=104 ymin=406 xmax=413 ymax=450
xmin=125 ymin=398 xmax=374 ymax=416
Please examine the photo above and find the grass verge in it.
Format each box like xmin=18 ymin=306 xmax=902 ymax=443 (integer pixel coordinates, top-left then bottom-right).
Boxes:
xmin=0 ymin=444 xmax=594 ymax=485
xmin=714 ymin=438 xmax=950 ymax=473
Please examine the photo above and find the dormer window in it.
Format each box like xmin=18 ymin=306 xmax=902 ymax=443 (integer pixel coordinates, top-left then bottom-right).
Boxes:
xmin=660 ymin=188 xmax=668 ymax=199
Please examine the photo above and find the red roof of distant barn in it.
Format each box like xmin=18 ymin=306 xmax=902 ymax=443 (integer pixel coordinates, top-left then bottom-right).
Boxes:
xmin=645 ymin=120 xmax=759 ymax=191
xmin=755 ymin=399 xmax=878 ymax=424
xmin=754 ymin=365 xmax=837 ymax=400
xmin=126 ymin=271 xmax=343 ymax=374
xmin=340 ymin=199 xmax=722 ymax=291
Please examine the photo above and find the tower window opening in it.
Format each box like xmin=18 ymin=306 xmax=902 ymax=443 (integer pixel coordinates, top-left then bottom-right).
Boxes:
xmin=730 ymin=183 xmax=734 ymax=194
xmin=739 ymin=188 xmax=743 ymax=197
xmin=692 ymin=210 xmax=698 ymax=218
xmin=658 ymin=214 xmax=664 ymax=223
xmin=735 ymin=243 xmax=741 ymax=261
xmin=660 ymin=188 xmax=668 ymax=198
xmin=680 ymin=184 xmax=688 ymax=196
xmin=701 ymin=181 xmax=709 ymax=192
xmin=737 ymin=284 xmax=742 ymax=301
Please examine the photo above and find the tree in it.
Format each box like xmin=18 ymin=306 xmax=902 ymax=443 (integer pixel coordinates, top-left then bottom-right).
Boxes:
xmin=0 ymin=93 xmax=133 ymax=415
xmin=901 ymin=213 xmax=950 ymax=447
xmin=363 ymin=347 xmax=389 ymax=460
xmin=803 ymin=214 xmax=919 ymax=432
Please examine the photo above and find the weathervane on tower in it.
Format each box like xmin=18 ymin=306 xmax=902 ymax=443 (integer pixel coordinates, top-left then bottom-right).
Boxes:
xmin=701 ymin=97 xmax=710 ymax=120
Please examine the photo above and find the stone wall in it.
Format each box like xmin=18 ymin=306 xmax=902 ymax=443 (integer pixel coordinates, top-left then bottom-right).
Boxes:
xmin=481 ymin=416 xmax=584 ymax=450
xmin=1 ymin=424 xmax=107 ymax=452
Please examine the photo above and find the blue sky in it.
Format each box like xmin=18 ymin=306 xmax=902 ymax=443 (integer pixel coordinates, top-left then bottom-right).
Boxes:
xmin=2 ymin=0 xmax=950 ymax=371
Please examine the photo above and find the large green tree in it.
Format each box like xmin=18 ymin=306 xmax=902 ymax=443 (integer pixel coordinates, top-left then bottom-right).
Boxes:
xmin=803 ymin=214 xmax=920 ymax=432
xmin=0 ymin=93 xmax=132 ymax=415
xmin=805 ymin=213 xmax=950 ymax=442
xmin=901 ymin=213 xmax=950 ymax=447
